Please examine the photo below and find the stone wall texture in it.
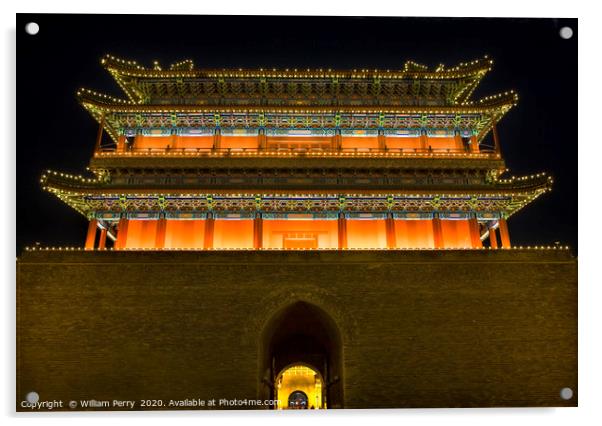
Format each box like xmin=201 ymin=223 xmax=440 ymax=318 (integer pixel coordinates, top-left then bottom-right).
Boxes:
xmin=16 ymin=249 xmax=577 ymax=410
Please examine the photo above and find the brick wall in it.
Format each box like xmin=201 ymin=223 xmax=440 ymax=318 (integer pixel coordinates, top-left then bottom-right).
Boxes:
xmin=16 ymin=249 xmax=577 ymax=410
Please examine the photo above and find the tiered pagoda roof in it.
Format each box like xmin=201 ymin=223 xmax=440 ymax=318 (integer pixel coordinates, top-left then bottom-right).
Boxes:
xmin=41 ymin=170 xmax=552 ymax=220
xmin=42 ymin=55 xmax=551 ymax=225
xmin=77 ymin=55 xmax=517 ymax=144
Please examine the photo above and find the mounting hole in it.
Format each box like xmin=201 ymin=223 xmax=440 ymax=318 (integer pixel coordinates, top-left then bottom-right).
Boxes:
xmin=560 ymin=387 xmax=573 ymax=400
xmin=25 ymin=22 xmax=39 ymax=35
xmin=26 ymin=391 xmax=39 ymax=404
xmin=559 ymin=26 xmax=573 ymax=40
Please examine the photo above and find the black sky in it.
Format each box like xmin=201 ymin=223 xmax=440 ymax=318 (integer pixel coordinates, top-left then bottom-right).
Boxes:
xmin=16 ymin=14 xmax=577 ymax=253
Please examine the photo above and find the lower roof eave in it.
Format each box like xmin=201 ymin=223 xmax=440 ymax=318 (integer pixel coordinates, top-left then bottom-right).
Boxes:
xmin=89 ymin=155 xmax=507 ymax=171
xmin=44 ymin=184 xmax=551 ymax=197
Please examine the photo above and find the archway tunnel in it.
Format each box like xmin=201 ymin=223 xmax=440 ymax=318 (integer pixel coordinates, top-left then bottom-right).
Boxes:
xmin=259 ymin=301 xmax=344 ymax=409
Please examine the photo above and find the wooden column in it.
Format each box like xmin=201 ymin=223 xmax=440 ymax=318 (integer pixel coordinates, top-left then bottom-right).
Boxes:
xmin=468 ymin=217 xmax=482 ymax=248
xmin=432 ymin=216 xmax=444 ymax=249
xmin=116 ymin=217 xmax=129 ymax=249
xmin=155 ymin=217 xmax=167 ymax=249
xmin=333 ymin=130 xmax=342 ymax=151
xmin=133 ymin=129 xmax=142 ymax=150
xmin=258 ymin=129 xmax=267 ymax=151
xmin=85 ymin=219 xmax=98 ymax=250
xmin=489 ymin=225 xmax=499 ymax=249
xmin=498 ymin=218 xmax=511 ymax=248
xmin=204 ymin=213 xmax=215 ymax=249
xmin=385 ymin=214 xmax=396 ymax=249
xmin=98 ymin=228 xmax=107 ymax=249
xmin=454 ymin=132 xmax=463 ymax=152
xmin=117 ymin=135 xmax=127 ymax=153
xmin=337 ymin=213 xmax=348 ymax=249
xmin=253 ymin=213 xmax=263 ymax=249
xmin=470 ymin=135 xmax=479 ymax=153
xmin=378 ymin=130 xmax=386 ymax=151
xmin=420 ymin=133 xmax=428 ymax=152
xmin=169 ymin=131 xmax=178 ymax=150
xmin=213 ymin=129 xmax=221 ymax=151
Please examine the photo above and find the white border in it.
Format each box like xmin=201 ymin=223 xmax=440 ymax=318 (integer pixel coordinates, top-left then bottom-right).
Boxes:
xmin=2 ymin=1 xmax=598 ymax=425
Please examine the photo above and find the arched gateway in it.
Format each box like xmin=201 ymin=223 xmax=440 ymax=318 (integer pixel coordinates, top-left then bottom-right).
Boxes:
xmin=276 ymin=364 xmax=324 ymax=409
xmin=259 ymin=301 xmax=344 ymax=409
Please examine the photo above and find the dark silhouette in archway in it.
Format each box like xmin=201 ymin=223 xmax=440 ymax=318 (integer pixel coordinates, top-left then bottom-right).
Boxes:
xmin=259 ymin=301 xmax=344 ymax=408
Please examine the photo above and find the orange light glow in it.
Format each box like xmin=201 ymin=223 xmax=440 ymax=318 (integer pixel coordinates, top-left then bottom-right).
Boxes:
xmin=122 ymin=220 xmax=159 ymax=248
xmin=266 ymin=136 xmax=333 ymax=151
xmin=173 ymin=136 xmax=213 ymax=150
xmin=440 ymin=219 xmax=479 ymax=248
xmin=134 ymin=135 xmax=173 ymax=150
xmin=346 ymin=219 xmax=387 ymax=248
xmin=262 ymin=219 xmax=338 ymax=249
xmin=112 ymin=217 xmax=484 ymax=250
xmin=394 ymin=219 xmax=435 ymax=248
xmin=341 ymin=137 xmax=379 ymax=150
xmin=220 ymin=136 xmax=259 ymax=150
xmin=386 ymin=136 xmax=422 ymax=150
xmin=428 ymin=136 xmax=462 ymax=150
xmin=213 ymin=219 xmax=254 ymax=248
xmin=164 ymin=220 xmax=206 ymax=248
xmin=133 ymin=135 xmax=215 ymax=150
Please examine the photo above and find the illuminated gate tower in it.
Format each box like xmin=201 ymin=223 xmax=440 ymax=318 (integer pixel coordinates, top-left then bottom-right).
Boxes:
xmin=41 ymin=55 xmax=552 ymax=251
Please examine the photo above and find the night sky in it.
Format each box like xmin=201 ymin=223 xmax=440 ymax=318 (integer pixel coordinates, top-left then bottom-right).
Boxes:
xmin=16 ymin=14 xmax=577 ymax=253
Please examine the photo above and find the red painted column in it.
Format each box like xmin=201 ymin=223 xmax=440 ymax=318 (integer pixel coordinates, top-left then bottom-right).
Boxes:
xmin=378 ymin=132 xmax=386 ymax=151
xmin=420 ymin=133 xmax=428 ymax=152
xmin=498 ymin=218 xmax=511 ymax=248
xmin=385 ymin=214 xmax=397 ymax=249
xmin=155 ymin=217 xmax=167 ymax=249
xmin=489 ymin=225 xmax=499 ymax=249
xmin=338 ymin=213 xmax=348 ymax=249
xmin=98 ymin=228 xmax=107 ymax=249
xmin=213 ymin=129 xmax=221 ymax=151
xmin=468 ymin=217 xmax=482 ymax=248
xmin=253 ymin=213 xmax=263 ymax=249
xmin=470 ymin=135 xmax=479 ymax=153
xmin=85 ymin=219 xmax=98 ymax=250
xmin=116 ymin=218 xmax=129 ymax=249
xmin=258 ymin=130 xmax=267 ymax=151
xmin=117 ymin=135 xmax=127 ymax=153
xmin=204 ymin=213 xmax=215 ymax=249
xmin=432 ymin=216 xmax=444 ymax=249
xmin=454 ymin=133 xmax=463 ymax=152
xmin=333 ymin=130 xmax=342 ymax=152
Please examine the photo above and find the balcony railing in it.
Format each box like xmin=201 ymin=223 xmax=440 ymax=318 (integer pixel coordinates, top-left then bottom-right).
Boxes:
xmin=95 ymin=146 xmax=499 ymax=159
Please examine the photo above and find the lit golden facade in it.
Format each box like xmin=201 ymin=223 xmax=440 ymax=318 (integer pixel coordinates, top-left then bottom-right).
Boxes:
xmin=40 ymin=55 xmax=551 ymax=251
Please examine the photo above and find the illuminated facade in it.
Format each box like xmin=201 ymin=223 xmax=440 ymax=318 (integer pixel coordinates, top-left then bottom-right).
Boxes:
xmin=41 ymin=55 xmax=552 ymax=251
xmin=18 ymin=55 xmax=577 ymax=411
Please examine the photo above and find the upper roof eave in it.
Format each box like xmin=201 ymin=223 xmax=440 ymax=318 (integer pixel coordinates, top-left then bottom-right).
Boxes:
xmin=77 ymin=89 xmax=517 ymax=145
xmin=101 ymin=54 xmax=494 ymax=80
xmin=100 ymin=54 xmax=495 ymax=104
